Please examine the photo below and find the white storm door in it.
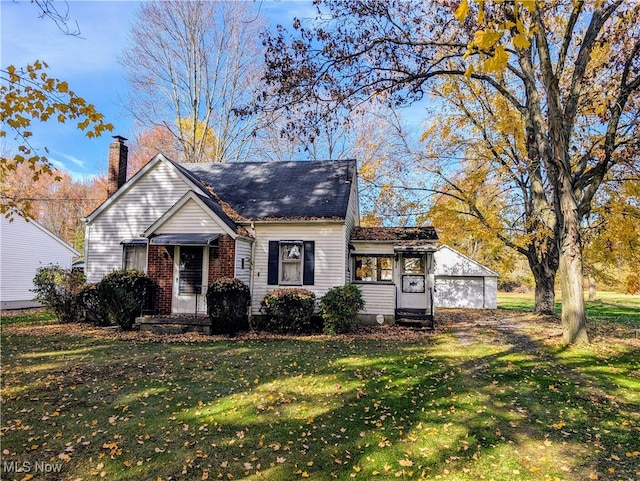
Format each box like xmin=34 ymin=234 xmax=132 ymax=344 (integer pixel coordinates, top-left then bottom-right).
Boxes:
xmin=396 ymin=254 xmax=428 ymax=310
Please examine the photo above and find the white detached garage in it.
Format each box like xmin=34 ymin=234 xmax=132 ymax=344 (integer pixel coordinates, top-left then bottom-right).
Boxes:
xmin=433 ymin=245 xmax=498 ymax=309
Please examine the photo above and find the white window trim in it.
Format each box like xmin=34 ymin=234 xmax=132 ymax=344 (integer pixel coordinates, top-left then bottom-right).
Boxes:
xmin=279 ymin=240 xmax=303 ymax=285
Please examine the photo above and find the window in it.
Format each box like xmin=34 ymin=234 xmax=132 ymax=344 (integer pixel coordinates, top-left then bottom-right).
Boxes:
xmin=122 ymin=240 xmax=147 ymax=271
xmin=267 ymin=240 xmax=315 ymax=286
xmin=401 ymin=254 xmax=425 ymax=293
xmin=353 ymin=255 xmax=393 ymax=282
xmin=178 ymin=246 xmax=203 ymax=294
xmin=402 ymin=256 xmax=424 ymax=274
xmin=280 ymin=242 xmax=302 ymax=284
xmin=209 ymin=238 xmax=220 ymax=259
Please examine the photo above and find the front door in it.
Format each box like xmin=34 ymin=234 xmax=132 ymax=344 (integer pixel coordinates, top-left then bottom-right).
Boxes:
xmin=172 ymin=246 xmax=207 ymax=314
xmin=396 ymin=253 xmax=427 ymax=311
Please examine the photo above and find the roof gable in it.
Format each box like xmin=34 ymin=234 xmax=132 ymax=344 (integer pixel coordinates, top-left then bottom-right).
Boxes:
xmin=85 ymin=154 xmax=213 ymax=223
xmin=143 ymin=191 xmax=238 ymax=239
xmin=1 ymin=214 xmax=80 ymax=257
xmin=434 ymin=245 xmax=499 ymax=277
xmin=180 ymin=160 xmax=357 ymax=220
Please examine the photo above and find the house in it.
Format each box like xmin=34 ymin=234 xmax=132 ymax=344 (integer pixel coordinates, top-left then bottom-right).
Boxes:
xmin=434 ymin=245 xmax=498 ymax=309
xmin=84 ymin=136 xmax=495 ymax=324
xmin=0 ymin=213 xmax=80 ymax=309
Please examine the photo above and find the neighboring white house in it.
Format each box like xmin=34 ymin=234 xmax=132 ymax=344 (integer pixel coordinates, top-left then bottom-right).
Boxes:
xmin=434 ymin=245 xmax=498 ymax=309
xmin=0 ymin=214 xmax=80 ymax=309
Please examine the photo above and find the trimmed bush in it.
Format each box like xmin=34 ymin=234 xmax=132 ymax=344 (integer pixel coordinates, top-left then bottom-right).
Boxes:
xmin=77 ymin=283 xmax=111 ymax=326
xmin=97 ymin=270 xmax=155 ymax=331
xmin=32 ymin=265 xmax=85 ymax=323
xmin=206 ymin=277 xmax=250 ymax=335
xmin=259 ymin=288 xmax=316 ymax=334
xmin=319 ymin=284 xmax=365 ymax=334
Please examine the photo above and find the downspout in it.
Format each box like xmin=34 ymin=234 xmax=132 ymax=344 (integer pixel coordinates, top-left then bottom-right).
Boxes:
xmin=81 ymin=216 xmax=90 ymax=280
xmin=248 ymin=222 xmax=256 ymax=318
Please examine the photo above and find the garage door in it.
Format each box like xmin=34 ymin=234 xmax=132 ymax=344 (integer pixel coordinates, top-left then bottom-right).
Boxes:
xmin=435 ymin=276 xmax=485 ymax=308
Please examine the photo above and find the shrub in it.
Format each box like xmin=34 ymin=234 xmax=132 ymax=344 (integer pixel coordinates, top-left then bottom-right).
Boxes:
xmin=31 ymin=265 xmax=85 ymax=323
xmin=97 ymin=270 xmax=155 ymax=330
xmin=206 ymin=277 xmax=250 ymax=335
xmin=259 ymin=288 xmax=316 ymax=334
xmin=77 ymin=283 xmax=111 ymax=326
xmin=319 ymin=284 xmax=365 ymax=334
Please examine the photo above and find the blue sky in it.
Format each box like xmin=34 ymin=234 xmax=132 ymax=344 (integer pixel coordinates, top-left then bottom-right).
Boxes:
xmin=1 ymin=0 xmax=316 ymax=181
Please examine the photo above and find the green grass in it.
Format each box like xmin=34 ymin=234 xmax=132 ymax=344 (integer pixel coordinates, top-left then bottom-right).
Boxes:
xmin=498 ymin=291 xmax=640 ymax=327
xmin=0 ymin=309 xmax=56 ymax=326
xmin=1 ymin=312 xmax=639 ymax=481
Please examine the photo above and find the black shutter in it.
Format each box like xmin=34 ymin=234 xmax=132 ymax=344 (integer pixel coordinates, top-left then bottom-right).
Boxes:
xmin=303 ymin=241 xmax=315 ymax=285
xmin=267 ymin=241 xmax=279 ymax=285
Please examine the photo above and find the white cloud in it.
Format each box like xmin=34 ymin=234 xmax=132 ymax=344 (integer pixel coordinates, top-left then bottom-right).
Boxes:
xmin=53 ymin=151 xmax=86 ymax=169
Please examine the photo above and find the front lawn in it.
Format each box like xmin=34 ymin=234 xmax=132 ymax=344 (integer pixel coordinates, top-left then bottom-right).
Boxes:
xmin=498 ymin=291 xmax=640 ymax=327
xmin=1 ymin=310 xmax=639 ymax=481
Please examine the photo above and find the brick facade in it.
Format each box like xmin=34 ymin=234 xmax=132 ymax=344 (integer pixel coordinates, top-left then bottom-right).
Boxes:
xmin=147 ymin=236 xmax=236 ymax=315
xmin=147 ymin=245 xmax=174 ymax=314
xmin=208 ymin=235 xmax=236 ymax=283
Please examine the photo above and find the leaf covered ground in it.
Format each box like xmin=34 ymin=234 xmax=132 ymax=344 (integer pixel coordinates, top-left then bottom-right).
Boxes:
xmin=1 ymin=309 xmax=638 ymax=481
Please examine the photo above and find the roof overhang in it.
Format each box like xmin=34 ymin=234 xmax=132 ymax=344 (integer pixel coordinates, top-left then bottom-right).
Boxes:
xmin=149 ymin=233 xmax=220 ymax=246
xmin=393 ymin=244 xmax=438 ymax=253
xmin=121 ymin=238 xmax=148 ymax=245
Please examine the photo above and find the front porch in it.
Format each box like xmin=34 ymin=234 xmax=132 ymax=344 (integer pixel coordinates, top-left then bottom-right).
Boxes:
xmin=135 ymin=315 xmax=212 ymax=334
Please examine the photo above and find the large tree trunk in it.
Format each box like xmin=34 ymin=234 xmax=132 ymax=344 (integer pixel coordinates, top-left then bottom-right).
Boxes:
xmin=588 ymin=277 xmax=597 ymax=301
xmin=558 ymin=195 xmax=590 ymax=345
xmin=532 ymin=267 xmax=556 ymax=315
xmin=527 ymin=243 xmax=558 ymax=315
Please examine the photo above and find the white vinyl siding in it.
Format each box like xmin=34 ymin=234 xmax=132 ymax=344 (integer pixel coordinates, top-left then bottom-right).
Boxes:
xmin=250 ymin=222 xmax=346 ymax=315
xmin=350 ymin=242 xmax=395 ymax=256
xmin=349 ymin=242 xmax=397 ymax=315
xmin=1 ymin=215 xmax=79 ymax=308
xmin=85 ymin=161 xmax=191 ymax=283
xmin=344 ymin=180 xmax=359 ymax=281
xmin=357 ymin=284 xmax=396 ymax=316
xmin=433 ymin=246 xmax=498 ymax=309
xmin=154 ymin=198 xmax=229 ymax=234
xmin=235 ymin=238 xmax=252 ymax=287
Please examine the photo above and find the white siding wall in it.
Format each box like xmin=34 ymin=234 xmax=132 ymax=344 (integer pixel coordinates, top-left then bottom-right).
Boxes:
xmin=433 ymin=246 xmax=498 ymax=309
xmin=85 ymin=161 xmax=191 ymax=283
xmin=357 ymin=284 xmax=396 ymax=316
xmin=235 ymin=238 xmax=252 ymax=287
xmin=250 ymin=222 xmax=346 ymax=314
xmin=351 ymin=242 xmax=395 ymax=255
xmin=1 ymin=215 xmax=78 ymax=308
xmin=344 ymin=180 xmax=360 ymax=281
xmin=156 ymin=199 xmax=229 ymax=234
xmin=434 ymin=245 xmax=497 ymax=277
xmin=484 ymin=276 xmax=498 ymax=309
xmin=344 ymin=241 xmax=397 ymax=317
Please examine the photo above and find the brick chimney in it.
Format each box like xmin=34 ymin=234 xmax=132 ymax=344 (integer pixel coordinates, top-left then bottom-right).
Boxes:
xmin=107 ymin=135 xmax=128 ymax=197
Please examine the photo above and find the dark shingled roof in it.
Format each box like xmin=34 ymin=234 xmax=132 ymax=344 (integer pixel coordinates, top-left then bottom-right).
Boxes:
xmin=351 ymin=226 xmax=439 ymax=243
xmin=176 ymin=160 xmax=357 ymax=221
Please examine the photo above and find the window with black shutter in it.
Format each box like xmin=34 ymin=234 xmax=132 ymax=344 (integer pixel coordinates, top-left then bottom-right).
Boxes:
xmin=267 ymin=240 xmax=315 ymax=286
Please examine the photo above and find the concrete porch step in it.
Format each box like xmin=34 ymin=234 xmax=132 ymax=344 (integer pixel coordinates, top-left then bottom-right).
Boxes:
xmin=135 ymin=316 xmax=211 ymax=335
xmin=395 ymin=309 xmax=434 ymax=330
